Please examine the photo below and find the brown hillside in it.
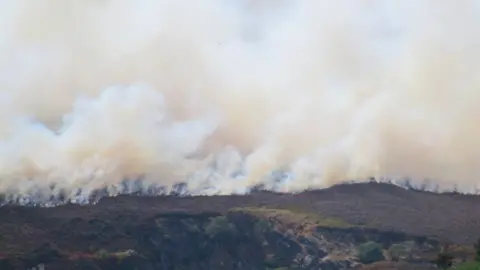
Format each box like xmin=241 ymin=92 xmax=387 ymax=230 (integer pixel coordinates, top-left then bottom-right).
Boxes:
xmin=1 ymin=182 xmax=479 ymax=247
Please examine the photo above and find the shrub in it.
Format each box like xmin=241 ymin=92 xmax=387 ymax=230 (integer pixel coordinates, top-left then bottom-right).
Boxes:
xmin=356 ymin=241 xmax=385 ymax=264
xmin=204 ymin=216 xmax=237 ymax=238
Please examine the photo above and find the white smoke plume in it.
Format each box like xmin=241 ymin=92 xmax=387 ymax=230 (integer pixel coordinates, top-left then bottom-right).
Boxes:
xmin=1 ymin=0 xmax=480 ymax=204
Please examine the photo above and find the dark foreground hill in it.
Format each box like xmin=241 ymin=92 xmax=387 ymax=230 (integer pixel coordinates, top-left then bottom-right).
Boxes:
xmin=0 ymin=182 xmax=479 ymax=269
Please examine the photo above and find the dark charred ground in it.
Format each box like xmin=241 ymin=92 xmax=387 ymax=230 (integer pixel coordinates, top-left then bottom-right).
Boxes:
xmin=0 ymin=182 xmax=479 ymax=269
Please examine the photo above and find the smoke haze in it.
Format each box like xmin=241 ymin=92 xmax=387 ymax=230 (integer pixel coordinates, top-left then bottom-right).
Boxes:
xmin=1 ymin=0 xmax=480 ymax=203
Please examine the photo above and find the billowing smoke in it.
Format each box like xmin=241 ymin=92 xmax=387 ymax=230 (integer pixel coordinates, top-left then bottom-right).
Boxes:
xmin=1 ymin=0 xmax=480 ymax=204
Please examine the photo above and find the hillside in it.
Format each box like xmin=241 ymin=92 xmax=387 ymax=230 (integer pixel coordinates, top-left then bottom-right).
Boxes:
xmin=0 ymin=182 xmax=479 ymax=269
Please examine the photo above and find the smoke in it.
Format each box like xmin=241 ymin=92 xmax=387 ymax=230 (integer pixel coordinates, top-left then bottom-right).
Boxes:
xmin=1 ymin=0 xmax=480 ymax=204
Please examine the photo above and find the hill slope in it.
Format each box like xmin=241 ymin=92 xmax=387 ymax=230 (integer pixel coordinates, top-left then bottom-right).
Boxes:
xmin=0 ymin=182 xmax=478 ymax=269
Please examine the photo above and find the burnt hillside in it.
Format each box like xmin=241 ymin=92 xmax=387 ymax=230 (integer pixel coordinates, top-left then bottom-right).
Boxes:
xmin=1 ymin=182 xmax=479 ymax=245
xmin=0 ymin=182 xmax=479 ymax=269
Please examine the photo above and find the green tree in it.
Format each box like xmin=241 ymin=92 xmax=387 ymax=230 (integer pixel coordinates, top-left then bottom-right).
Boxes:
xmin=356 ymin=241 xmax=385 ymax=264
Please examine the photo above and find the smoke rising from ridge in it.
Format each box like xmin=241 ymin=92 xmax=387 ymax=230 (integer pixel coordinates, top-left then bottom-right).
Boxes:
xmin=1 ymin=0 xmax=480 ymax=203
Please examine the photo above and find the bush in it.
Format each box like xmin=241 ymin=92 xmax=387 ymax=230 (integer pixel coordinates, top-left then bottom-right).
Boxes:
xmin=204 ymin=216 xmax=237 ymax=238
xmin=356 ymin=241 xmax=385 ymax=264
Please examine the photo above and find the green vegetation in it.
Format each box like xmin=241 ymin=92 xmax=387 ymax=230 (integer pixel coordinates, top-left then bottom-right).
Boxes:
xmin=442 ymin=238 xmax=480 ymax=269
xmin=180 ymin=218 xmax=202 ymax=232
xmin=253 ymin=218 xmax=272 ymax=237
xmin=94 ymin=249 xmax=110 ymax=259
xmin=93 ymin=249 xmax=137 ymax=261
xmin=388 ymin=243 xmax=407 ymax=261
xmin=456 ymin=262 xmax=480 ymax=270
xmin=435 ymin=252 xmax=454 ymax=269
xmin=263 ymin=254 xmax=290 ymax=270
xmin=229 ymin=207 xmax=351 ymax=229
xmin=356 ymin=241 xmax=385 ymax=264
xmin=112 ymin=249 xmax=136 ymax=260
xmin=458 ymin=240 xmax=480 ymax=269
xmin=204 ymin=216 xmax=237 ymax=238
xmin=388 ymin=241 xmax=414 ymax=261
xmin=475 ymin=238 xmax=480 ymax=262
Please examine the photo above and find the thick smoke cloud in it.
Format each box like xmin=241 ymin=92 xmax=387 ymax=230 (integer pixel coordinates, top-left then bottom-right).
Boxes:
xmin=1 ymin=0 xmax=480 ymax=203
